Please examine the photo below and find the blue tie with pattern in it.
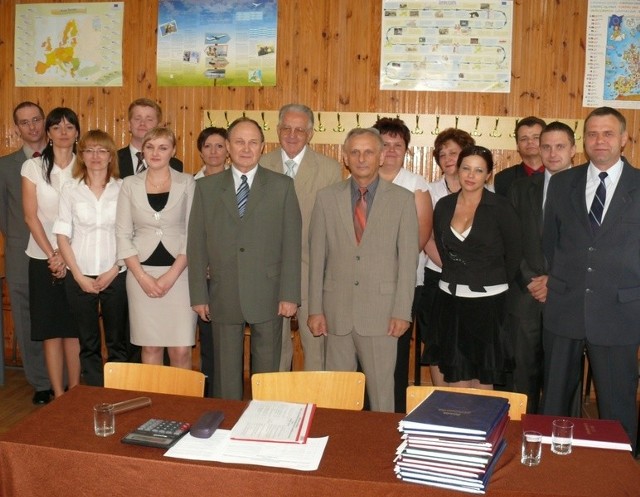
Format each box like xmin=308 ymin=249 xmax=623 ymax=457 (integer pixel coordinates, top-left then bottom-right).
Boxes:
xmin=588 ymin=172 xmax=607 ymax=231
xmin=236 ymin=175 xmax=249 ymax=217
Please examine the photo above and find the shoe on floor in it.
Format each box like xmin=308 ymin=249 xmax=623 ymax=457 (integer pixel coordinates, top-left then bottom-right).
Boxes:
xmin=32 ymin=390 xmax=51 ymax=405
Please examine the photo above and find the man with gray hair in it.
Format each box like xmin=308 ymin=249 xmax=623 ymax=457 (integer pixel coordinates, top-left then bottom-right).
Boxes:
xmin=261 ymin=104 xmax=342 ymax=372
xmin=308 ymin=127 xmax=418 ymax=411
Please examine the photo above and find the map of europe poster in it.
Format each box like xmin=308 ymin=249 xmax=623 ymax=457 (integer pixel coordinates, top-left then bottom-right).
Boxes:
xmin=15 ymin=2 xmax=124 ymax=87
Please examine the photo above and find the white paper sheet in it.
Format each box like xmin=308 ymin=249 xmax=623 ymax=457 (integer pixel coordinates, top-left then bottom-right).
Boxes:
xmin=164 ymin=429 xmax=328 ymax=471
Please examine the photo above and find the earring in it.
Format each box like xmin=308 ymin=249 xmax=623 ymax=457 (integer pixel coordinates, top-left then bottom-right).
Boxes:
xmin=48 ymin=139 xmax=53 ymax=146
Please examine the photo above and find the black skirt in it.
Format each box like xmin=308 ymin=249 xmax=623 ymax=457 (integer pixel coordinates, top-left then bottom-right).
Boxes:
xmin=28 ymin=258 xmax=78 ymax=340
xmin=428 ymin=288 xmax=513 ymax=384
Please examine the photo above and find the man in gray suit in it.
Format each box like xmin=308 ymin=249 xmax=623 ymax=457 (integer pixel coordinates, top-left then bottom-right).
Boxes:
xmin=308 ymin=128 xmax=418 ymax=412
xmin=188 ymin=117 xmax=302 ymax=400
xmin=542 ymin=107 xmax=640 ymax=448
xmin=261 ymin=104 xmax=342 ymax=372
xmin=504 ymin=121 xmax=575 ymax=414
xmin=0 ymin=102 xmax=51 ymax=402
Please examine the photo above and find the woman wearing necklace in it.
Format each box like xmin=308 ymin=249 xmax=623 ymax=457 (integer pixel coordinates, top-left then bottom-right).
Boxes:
xmin=193 ymin=126 xmax=228 ymax=396
xmin=21 ymin=107 xmax=80 ymax=398
xmin=116 ymin=127 xmax=196 ymax=369
xmin=419 ymin=128 xmax=476 ymax=386
xmin=54 ymin=130 xmax=128 ymax=387
xmin=430 ymin=145 xmax=521 ymax=389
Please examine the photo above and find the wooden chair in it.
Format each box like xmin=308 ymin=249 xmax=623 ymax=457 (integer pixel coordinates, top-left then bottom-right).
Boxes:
xmin=251 ymin=371 xmax=365 ymax=410
xmin=103 ymin=362 xmax=205 ymax=397
xmin=405 ymin=386 xmax=528 ymax=420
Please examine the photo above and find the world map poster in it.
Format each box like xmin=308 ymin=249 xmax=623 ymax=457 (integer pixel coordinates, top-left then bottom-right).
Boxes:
xmin=584 ymin=0 xmax=640 ymax=109
xmin=14 ymin=2 xmax=124 ymax=87
xmin=157 ymin=0 xmax=278 ymax=87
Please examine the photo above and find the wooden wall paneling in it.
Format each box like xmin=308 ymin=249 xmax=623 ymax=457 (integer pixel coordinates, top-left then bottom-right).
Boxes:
xmin=1 ymin=0 xmax=638 ymax=168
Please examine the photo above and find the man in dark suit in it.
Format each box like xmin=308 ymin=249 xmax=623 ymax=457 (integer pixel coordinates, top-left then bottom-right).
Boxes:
xmin=494 ymin=116 xmax=546 ymax=196
xmin=188 ymin=117 xmax=302 ymax=400
xmin=503 ymin=122 xmax=575 ymax=414
xmin=308 ymin=128 xmax=418 ymax=412
xmin=0 ymin=102 xmax=51 ymax=403
xmin=542 ymin=107 xmax=640 ymax=448
xmin=117 ymin=98 xmax=183 ymax=178
xmin=261 ymin=104 xmax=342 ymax=372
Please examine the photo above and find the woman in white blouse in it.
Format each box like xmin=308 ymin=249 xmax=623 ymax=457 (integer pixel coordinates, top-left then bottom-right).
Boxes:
xmin=54 ymin=130 xmax=127 ymax=387
xmin=21 ymin=107 xmax=80 ymax=398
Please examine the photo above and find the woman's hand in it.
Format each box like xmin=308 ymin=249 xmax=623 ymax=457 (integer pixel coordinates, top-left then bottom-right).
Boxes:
xmin=136 ymin=271 xmax=164 ymax=298
xmin=95 ymin=266 xmax=119 ymax=292
xmin=75 ymin=274 xmax=100 ymax=294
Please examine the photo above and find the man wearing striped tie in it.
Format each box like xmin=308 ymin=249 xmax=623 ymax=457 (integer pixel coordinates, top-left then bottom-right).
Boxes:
xmin=187 ymin=117 xmax=302 ymax=400
xmin=542 ymin=107 xmax=640 ymax=453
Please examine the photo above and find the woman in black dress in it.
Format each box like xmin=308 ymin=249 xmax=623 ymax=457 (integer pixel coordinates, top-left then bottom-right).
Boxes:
xmin=430 ymin=145 xmax=521 ymax=388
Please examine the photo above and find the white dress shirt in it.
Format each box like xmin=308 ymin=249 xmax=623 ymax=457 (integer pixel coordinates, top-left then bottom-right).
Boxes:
xmin=231 ymin=164 xmax=259 ymax=190
xmin=21 ymin=156 xmax=75 ymax=260
xmin=53 ymin=177 xmax=123 ymax=275
xmin=585 ymin=159 xmax=623 ymax=220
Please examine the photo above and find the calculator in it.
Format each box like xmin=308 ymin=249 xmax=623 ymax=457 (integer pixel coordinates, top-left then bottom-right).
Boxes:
xmin=121 ymin=418 xmax=191 ymax=448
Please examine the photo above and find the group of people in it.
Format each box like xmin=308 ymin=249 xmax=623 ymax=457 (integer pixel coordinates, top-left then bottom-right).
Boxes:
xmin=1 ymin=100 xmax=637 ymax=452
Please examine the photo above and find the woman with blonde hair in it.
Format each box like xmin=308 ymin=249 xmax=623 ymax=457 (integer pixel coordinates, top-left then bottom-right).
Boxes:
xmin=54 ymin=129 xmax=128 ymax=386
xmin=116 ymin=127 xmax=196 ymax=369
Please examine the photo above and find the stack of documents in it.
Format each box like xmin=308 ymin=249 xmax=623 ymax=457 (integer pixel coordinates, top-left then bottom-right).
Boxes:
xmin=395 ymin=391 xmax=509 ymax=494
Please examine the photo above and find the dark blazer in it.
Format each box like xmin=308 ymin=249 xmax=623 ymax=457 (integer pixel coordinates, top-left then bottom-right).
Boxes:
xmin=506 ymin=174 xmax=546 ymax=318
xmin=117 ymin=146 xmax=183 ymax=178
xmin=494 ymin=163 xmax=528 ymax=197
xmin=187 ymin=166 xmax=302 ymax=324
xmin=433 ymin=189 xmax=522 ymax=293
xmin=543 ymin=159 xmax=640 ymax=346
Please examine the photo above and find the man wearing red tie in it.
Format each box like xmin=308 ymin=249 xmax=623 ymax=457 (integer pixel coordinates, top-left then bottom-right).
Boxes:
xmin=308 ymin=128 xmax=419 ymax=412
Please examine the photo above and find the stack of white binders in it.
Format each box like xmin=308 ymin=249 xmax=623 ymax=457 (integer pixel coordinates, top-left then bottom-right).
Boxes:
xmin=395 ymin=390 xmax=509 ymax=494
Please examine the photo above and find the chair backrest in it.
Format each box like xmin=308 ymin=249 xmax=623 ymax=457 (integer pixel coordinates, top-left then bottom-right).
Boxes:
xmin=103 ymin=362 xmax=205 ymax=397
xmin=251 ymin=371 xmax=365 ymax=410
xmin=405 ymin=386 xmax=528 ymax=420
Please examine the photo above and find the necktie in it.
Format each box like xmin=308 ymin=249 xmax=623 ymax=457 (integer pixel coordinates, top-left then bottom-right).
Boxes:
xmin=135 ymin=152 xmax=145 ymax=173
xmin=354 ymin=187 xmax=368 ymax=244
xmin=588 ymin=172 xmax=608 ymax=231
xmin=284 ymin=159 xmax=296 ymax=178
xmin=32 ymin=151 xmax=41 ymax=158
xmin=236 ymin=175 xmax=249 ymax=218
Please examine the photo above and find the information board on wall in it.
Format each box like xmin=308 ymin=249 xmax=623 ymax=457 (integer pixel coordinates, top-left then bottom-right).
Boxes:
xmin=380 ymin=0 xmax=513 ymax=93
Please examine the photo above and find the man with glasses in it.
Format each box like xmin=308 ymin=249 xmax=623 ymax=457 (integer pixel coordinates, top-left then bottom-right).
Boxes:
xmin=261 ymin=104 xmax=342 ymax=372
xmin=494 ymin=116 xmax=546 ymax=197
xmin=0 ymin=101 xmax=51 ymax=403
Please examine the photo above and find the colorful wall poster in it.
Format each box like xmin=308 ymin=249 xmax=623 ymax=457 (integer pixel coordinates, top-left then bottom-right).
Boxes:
xmin=15 ymin=2 xmax=123 ymax=87
xmin=380 ymin=0 xmax=513 ymax=93
xmin=157 ymin=0 xmax=278 ymax=87
xmin=584 ymin=0 xmax=640 ymax=109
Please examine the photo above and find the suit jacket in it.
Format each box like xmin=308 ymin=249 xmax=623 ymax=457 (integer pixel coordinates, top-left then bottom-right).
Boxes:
xmin=187 ymin=166 xmax=302 ymax=324
xmin=260 ymin=147 xmax=342 ymax=300
xmin=115 ymin=168 xmax=195 ymax=262
xmin=506 ymin=174 xmax=546 ymax=318
xmin=308 ymin=178 xmax=418 ymax=336
xmin=494 ymin=162 xmax=528 ymax=197
xmin=117 ymin=146 xmax=183 ymax=178
xmin=0 ymin=148 xmax=31 ymax=282
xmin=433 ymin=189 xmax=522 ymax=293
xmin=543 ymin=159 xmax=640 ymax=346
